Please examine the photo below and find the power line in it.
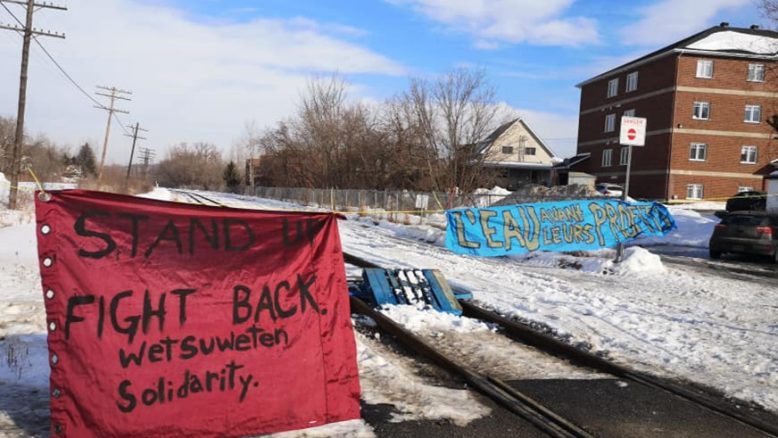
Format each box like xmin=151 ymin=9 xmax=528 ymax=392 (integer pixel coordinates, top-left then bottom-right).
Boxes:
xmin=1 ymin=0 xmax=133 ymax=136
xmin=94 ymin=85 xmax=132 ymax=183
xmin=0 ymin=0 xmax=65 ymax=209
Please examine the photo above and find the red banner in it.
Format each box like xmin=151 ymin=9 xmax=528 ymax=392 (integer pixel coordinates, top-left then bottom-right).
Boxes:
xmin=34 ymin=190 xmax=360 ymax=437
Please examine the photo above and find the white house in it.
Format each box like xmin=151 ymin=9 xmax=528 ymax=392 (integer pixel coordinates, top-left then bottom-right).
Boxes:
xmin=477 ymin=118 xmax=558 ymax=189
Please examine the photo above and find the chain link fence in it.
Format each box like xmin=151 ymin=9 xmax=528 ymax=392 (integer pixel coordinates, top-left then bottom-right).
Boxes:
xmin=249 ymin=186 xmax=509 ymax=224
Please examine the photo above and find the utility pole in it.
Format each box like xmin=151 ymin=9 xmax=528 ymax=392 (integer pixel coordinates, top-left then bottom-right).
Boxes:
xmin=94 ymin=85 xmax=131 ymax=183
xmin=0 ymin=0 xmax=66 ymax=209
xmin=124 ymin=122 xmax=147 ymax=181
xmin=137 ymin=147 xmax=155 ymax=179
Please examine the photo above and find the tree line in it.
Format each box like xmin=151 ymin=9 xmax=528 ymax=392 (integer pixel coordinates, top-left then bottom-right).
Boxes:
xmin=251 ymin=69 xmax=511 ymax=193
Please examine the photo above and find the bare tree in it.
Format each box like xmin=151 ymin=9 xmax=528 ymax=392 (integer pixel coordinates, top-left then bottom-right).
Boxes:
xmin=154 ymin=142 xmax=224 ymax=189
xmin=0 ymin=116 xmax=17 ymax=175
xmin=398 ymin=68 xmax=500 ymax=193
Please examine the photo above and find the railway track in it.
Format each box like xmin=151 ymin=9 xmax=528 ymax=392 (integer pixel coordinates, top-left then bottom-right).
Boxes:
xmin=172 ymin=190 xmax=778 ymax=437
xmin=343 ymin=251 xmax=778 ymax=438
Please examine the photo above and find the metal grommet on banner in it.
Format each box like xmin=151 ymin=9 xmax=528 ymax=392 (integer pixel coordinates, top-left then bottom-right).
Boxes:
xmin=43 ymin=257 xmax=54 ymax=268
xmin=38 ymin=191 xmax=52 ymax=202
xmin=49 ymin=321 xmax=57 ymax=332
xmin=54 ymin=424 xmax=62 ymax=434
xmin=52 ymin=388 xmax=61 ymax=398
xmin=45 ymin=289 xmax=55 ymax=299
xmin=41 ymin=224 xmax=51 ymax=235
xmin=51 ymin=354 xmax=59 ymax=365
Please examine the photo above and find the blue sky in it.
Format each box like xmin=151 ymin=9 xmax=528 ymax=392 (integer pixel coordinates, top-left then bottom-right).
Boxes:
xmin=0 ymin=0 xmax=769 ymax=163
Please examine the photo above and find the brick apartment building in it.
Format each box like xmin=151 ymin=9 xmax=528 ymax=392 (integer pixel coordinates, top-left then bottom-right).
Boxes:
xmin=571 ymin=23 xmax=778 ymax=200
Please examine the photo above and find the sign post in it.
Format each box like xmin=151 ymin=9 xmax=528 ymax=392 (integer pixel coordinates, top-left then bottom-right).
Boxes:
xmin=616 ymin=116 xmax=647 ymax=262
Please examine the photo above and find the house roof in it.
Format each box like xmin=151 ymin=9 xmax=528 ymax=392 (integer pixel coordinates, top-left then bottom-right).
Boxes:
xmin=477 ymin=118 xmax=557 ymax=158
xmin=553 ymin=152 xmax=591 ymax=169
xmin=577 ymin=24 xmax=778 ymax=88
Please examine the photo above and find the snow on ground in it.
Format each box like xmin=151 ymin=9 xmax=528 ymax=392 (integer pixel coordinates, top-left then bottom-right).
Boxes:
xmin=1 ymin=189 xmax=777 ymax=437
xmin=638 ymin=207 xmax=719 ymax=249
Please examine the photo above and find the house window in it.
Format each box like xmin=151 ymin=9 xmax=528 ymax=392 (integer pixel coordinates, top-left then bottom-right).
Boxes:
xmin=626 ymin=71 xmax=638 ymax=92
xmin=686 ymin=184 xmax=704 ymax=200
xmin=619 ymin=147 xmax=630 ymax=165
xmin=692 ymin=101 xmax=710 ymax=120
xmin=689 ymin=143 xmax=707 ymax=161
xmin=623 ymin=109 xmax=636 ymax=117
xmin=602 ymin=149 xmax=613 ymax=167
xmin=524 ymin=147 xmax=536 ymax=156
xmin=740 ymin=145 xmax=758 ymax=164
xmin=604 ymin=114 xmax=616 ymax=132
xmin=747 ymin=64 xmax=765 ymax=82
xmin=696 ymin=59 xmax=713 ymax=78
xmin=738 ymin=186 xmax=754 ymax=193
xmin=607 ymin=78 xmax=618 ymax=97
xmin=744 ymin=105 xmax=761 ymax=123
xmin=502 ymin=146 xmax=514 ymax=154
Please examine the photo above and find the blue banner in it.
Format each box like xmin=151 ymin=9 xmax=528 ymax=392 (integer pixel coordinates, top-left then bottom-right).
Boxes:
xmin=445 ymin=199 xmax=675 ymax=257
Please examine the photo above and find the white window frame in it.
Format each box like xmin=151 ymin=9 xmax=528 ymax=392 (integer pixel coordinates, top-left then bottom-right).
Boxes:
xmin=744 ymin=105 xmax=761 ymax=123
xmin=740 ymin=145 xmax=758 ymax=164
xmin=747 ymin=63 xmax=765 ymax=82
xmin=738 ymin=186 xmax=754 ymax=193
xmin=625 ymin=72 xmax=638 ymax=92
xmin=686 ymin=184 xmax=704 ymax=200
xmin=602 ymin=149 xmax=612 ymax=167
xmin=604 ymin=114 xmax=616 ymax=132
xmin=623 ymin=109 xmax=636 ymax=117
xmin=607 ymin=78 xmax=618 ymax=98
xmin=692 ymin=101 xmax=710 ymax=120
xmin=689 ymin=143 xmax=707 ymax=161
xmin=619 ymin=147 xmax=630 ymax=166
xmin=696 ymin=59 xmax=713 ymax=78
xmin=524 ymin=147 xmax=536 ymax=156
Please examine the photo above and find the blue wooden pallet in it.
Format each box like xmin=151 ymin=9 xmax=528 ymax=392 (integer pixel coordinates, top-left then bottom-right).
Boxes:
xmin=351 ymin=268 xmax=471 ymax=315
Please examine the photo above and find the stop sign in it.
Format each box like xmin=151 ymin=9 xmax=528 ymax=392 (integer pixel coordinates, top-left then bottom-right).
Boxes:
xmin=620 ymin=116 xmax=647 ymax=146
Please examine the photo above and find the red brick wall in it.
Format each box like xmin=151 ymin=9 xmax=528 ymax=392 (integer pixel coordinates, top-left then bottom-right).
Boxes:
xmin=676 ymin=56 xmax=778 ymax=91
xmin=668 ymin=174 xmax=765 ymax=200
xmin=670 ymin=133 xmax=778 ymax=171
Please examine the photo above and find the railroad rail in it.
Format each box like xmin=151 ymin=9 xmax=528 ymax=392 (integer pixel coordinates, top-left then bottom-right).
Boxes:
xmin=344 ymin=251 xmax=778 ymax=438
xmin=171 ymin=191 xmax=778 ymax=437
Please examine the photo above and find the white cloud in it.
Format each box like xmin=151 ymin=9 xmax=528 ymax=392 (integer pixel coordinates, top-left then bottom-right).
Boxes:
xmin=619 ymin=0 xmax=750 ymax=46
xmin=0 ymin=0 xmax=404 ymax=164
xmin=387 ymin=0 xmax=599 ymax=47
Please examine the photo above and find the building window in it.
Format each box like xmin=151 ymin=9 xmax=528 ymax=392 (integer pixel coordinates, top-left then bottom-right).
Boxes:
xmin=623 ymin=109 xmax=636 ymax=117
xmin=502 ymin=146 xmax=514 ymax=154
xmin=741 ymin=145 xmax=758 ymax=164
xmin=747 ymin=64 xmax=765 ymax=82
xmin=607 ymin=78 xmax=618 ymax=97
xmin=619 ymin=147 xmax=630 ymax=165
xmin=686 ymin=184 xmax=704 ymax=200
xmin=738 ymin=186 xmax=754 ymax=193
xmin=604 ymin=114 xmax=616 ymax=132
xmin=696 ymin=59 xmax=713 ymax=78
xmin=602 ymin=149 xmax=613 ymax=167
xmin=744 ymin=105 xmax=761 ymax=123
xmin=626 ymin=71 xmax=638 ymax=92
xmin=524 ymin=147 xmax=536 ymax=156
xmin=689 ymin=143 xmax=707 ymax=161
xmin=692 ymin=101 xmax=710 ymax=120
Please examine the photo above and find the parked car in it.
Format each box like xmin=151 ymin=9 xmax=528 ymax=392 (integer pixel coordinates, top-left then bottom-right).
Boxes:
xmin=709 ymin=212 xmax=778 ymax=262
xmin=725 ymin=191 xmax=766 ymax=212
xmin=595 ymin=183 xmax=624 ymax=197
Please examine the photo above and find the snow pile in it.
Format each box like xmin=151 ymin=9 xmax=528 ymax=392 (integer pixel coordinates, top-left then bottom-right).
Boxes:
xmin=493 ymin=184 xmax=601 ymax=206
xmin=687 ymin=30 xmax=778 ymax=55
xmin=637 ymin=207 xmax=717 ymax=248
xmin=612 ymin=247 xmax=666 ymax=275
xmin=471 ymin=186 xmax=511 ymax=207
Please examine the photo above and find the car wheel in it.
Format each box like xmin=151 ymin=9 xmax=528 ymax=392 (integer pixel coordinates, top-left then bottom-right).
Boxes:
xmin=774 ymin=249 xmax=778 ymax=265
xmin=709 ymin=250 xmax=722 ymax=259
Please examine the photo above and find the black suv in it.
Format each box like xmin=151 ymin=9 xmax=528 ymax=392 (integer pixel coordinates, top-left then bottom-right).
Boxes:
xmin=709 ymin=212 xmax=778 ymax=262
xmin=725 ymin=191 xmax=766 ymax=212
